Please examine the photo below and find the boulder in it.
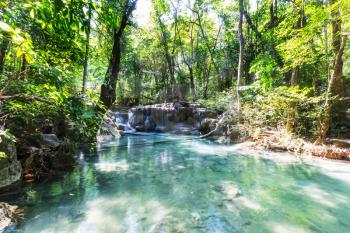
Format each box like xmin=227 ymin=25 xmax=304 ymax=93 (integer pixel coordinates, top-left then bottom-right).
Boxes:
xmin=0 ymin=134 xmax=22 ymax=189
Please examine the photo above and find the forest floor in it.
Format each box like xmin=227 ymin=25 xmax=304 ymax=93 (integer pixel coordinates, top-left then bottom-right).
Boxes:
xmin=250 ymin=131 xmax=350 ymax=161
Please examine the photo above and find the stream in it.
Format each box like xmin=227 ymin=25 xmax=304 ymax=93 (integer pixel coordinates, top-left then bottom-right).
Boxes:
xmin=1 ymin=134 xmax=350 ymax=233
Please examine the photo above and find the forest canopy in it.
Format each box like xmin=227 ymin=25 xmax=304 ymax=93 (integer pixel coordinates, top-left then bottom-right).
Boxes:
xmin=0 ymin=0 xmax=349 ymax=143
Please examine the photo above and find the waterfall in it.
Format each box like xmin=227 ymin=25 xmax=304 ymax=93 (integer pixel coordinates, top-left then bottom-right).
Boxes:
xmin=103 ymin=102 xmax=219 ymax=136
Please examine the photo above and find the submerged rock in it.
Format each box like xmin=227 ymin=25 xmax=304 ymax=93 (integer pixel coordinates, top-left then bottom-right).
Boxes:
xmin=0 ymin=134 xmax=22 ymax=189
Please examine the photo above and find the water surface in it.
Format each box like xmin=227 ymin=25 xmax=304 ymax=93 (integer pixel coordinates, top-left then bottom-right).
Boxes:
xmin=2 ymin=134 xmax=350 ymax=233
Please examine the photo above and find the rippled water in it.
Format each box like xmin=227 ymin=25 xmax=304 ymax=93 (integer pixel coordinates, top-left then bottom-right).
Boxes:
xmin=2 ymin=134 xmax=350 ymax=233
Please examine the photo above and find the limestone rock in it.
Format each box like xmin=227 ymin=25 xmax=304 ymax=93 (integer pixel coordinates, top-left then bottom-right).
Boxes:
xmin=0 ymin=202 xmax=23 ymax=232
xmin=0 ymin=134 xmax=22 ymax=188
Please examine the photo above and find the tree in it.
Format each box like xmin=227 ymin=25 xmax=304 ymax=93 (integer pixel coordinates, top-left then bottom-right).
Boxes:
xmin=236 ymin=0 xmax=244 ymax=112
xmin=100 ymin=0 xmax=137 ymax=108
xmin=82 ymin=0 xmax=93 ymax=94
xmin=286 ymin=0 xmax=304 ymax=135
xmin=316 ymin=34 xmax=348 ymax=144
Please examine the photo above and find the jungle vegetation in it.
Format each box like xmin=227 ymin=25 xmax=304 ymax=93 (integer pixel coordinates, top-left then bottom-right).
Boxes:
xmin=0 ymin=0 xmax=349 ymax=143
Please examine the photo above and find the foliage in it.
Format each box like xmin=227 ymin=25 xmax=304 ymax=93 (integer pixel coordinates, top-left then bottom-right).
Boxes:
xmin=250 ymin=53 xmax=283 ymax=91
xmin=242 ymin=86 xmax=324 ymax=137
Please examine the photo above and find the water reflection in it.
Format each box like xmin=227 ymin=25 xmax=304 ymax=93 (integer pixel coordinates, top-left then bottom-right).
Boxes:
xmin=1 ymin=134 xmax=350 ymax=233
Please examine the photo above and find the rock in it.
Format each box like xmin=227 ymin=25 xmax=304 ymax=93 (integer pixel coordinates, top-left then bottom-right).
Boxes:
xmin=144 ymin=116 xmax=156 ymax=131
xmin=97 ymin=109 xmax=122 ymax=142
xmin=23 ymin=133 xmax=61 ymax=149
xmin=128 ymin=107 xmax=145 ymax=129
xmin=0 ymin=133 xmax=22 ymax=189
xmin=116 ymin=124 xmax=125 ymax=131
xmin=50 ymin=141 xmax=76 ymax=169
xmin=40 ymin=134 xmax=61 ymax=149
xmin=0 ymin=202 xmax=23 ymax=232
xmin=199 ymin=118 xmax=217 ymax=135
xmin=20 ymin=138 xmax=75 ymax=180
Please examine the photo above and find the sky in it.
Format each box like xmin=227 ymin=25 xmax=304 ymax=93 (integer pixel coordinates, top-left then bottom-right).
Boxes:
xmin=134 ymin=0 xmax=152 ymax=27
xmin=134 ymin=0 xmax=258 ymax=28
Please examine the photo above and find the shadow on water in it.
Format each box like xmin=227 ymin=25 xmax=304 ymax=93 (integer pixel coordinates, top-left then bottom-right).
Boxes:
xmin=1 ymin=134 xmax=350 ymax=233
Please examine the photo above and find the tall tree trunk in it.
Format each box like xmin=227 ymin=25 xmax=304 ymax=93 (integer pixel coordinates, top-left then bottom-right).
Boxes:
xmin=331 ymin=0 xmax=345 ymax=98
xmin=316 ymin=35 xmax=347 ymax=144
xmin=196 ymin=11 xmax=221 ymax=85
xmin=100 ymin=0 xmax=137 ymax=108
xmin=236 ymin=0 xmax=244 ymax=112
xmin=19 ymin=54 xmax=27 ymax=80
xmin=286 ymin=68 xmax=298 ymax=134
xmin=82 ymin=0 xmax=92 ymax=94
xmin=203 ymin=62 xmax=211 ymax=99
xmin=286 ymin=2 xmax=303 ymax=135
xmin=0 ymin=37 xmax=9 ymax=74
xmin=156 ymin=14 xmax=177 ymax=100
xmin=269 ymin=0 xmax=275 ymax=28
xmin=189 ymin=67 xmax=196 ymax=101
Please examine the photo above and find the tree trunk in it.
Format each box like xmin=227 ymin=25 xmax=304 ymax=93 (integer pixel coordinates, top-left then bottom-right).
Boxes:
xmin=316 ymin=35 xmax=347 ymax=144
xmin=236 ymin=0 xmax=244 ymax=112
xmin=189 ymin=67 xmax=196 ymax=101
xmin=203 ymin=62 xmax=211 ymax=99
xmin=100 ymin=0 xmax=137 ymax=108
xmin=269 ymin=0 xmax=275 ymax=28
xmin=0 ymin=37 xmax=9 ymax=74
xmin=196 ymin=11 xmax=221 ymax=84
xmin=19 ymin=54 xmax=27 ymax=80
xmin=82 ymin=0 xmax=92 ymax=94
xmin=286 ymin=0 xmax=304 ymax=135
xmin=156 ymin=13 xmax=177 ymax=100
xmin=286 ymin=68 xmax=298 ymax=134
xmin=331 ymin=0 xmax=345 ymax=98
xmin=286 ymin=2 xmax=302 ymax=135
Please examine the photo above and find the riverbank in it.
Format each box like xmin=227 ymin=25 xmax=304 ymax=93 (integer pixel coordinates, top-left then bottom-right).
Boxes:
xmin=250 ymin=130 xmax=350 ymax=161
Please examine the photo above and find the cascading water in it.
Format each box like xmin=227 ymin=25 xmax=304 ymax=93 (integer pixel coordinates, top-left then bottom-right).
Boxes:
xmin=118 ymin=102 xmax=218 ymax=135
xmin=113 ymin=111 xmax=135 ymax=133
